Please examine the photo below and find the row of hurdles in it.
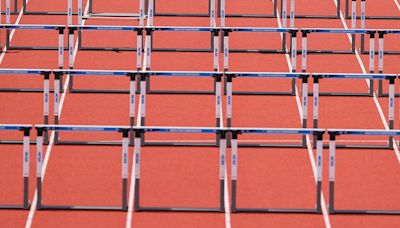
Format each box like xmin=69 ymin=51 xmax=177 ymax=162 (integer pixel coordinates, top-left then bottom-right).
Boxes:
xmin=0 ymin=69 xmax=397 ymax=148
xmin=1 ymin=124 xmax=399 ymax=215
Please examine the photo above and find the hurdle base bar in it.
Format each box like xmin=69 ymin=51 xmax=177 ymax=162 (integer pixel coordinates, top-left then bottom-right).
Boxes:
xmin=0 ymin=204 xmax=30 ymax=210
xmin=38 ymin=205 xmax=127 ymax=211
xmin=238 ymin=143 xmax=306 ymax=148
xmin=323 ymin=144 xmax=392 ymax=149
xmin=84 ymin=13 xmax=140 ymax=18
xmin=330 ymin=209 xmax=400 ymax=215
xmin=135 ymin=206 xmax=223 ymax=212
xmin=232 ymin=208 xmax=320 ymax=214
xmin=308 ymin=92 xmax=373 ymax=97
xmin=54 ymin=139 xmax=123 ymax=146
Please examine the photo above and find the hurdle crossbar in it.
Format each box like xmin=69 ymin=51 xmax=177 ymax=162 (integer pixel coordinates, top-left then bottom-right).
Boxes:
xmin=280 ymin=0 xmax=341 ymax=19
xmin=52 ymin=70 xmax=138 ymax=145
xmin=147 ymin=26 xmax=217 ymax=52
xmin=35 ymin=124 xmax=130 ymax=211
xmin=133 ymin=126 xmax=227 ymax=212
xmin=230 ymin=127 xmax=324 ymax=213
xmin=313 ymin=73 xmax=397 ymax=149
xmin=70 ymin=25 xmax=143 ymax=52
xmin=0 ymin=124 xmax=31 ymax=210
xmin=221 ymin=27 xmax=297 ymax=54
xmin=345 ymin=0 xmax=400 ymax=20
xmin=139 ymin=72 xmax=223 ymax=146
xmin=328 ymin=129 xmax=400 ymax=215
xmin=225 ymin=72 xmax=309 ymax=147
xmin=218 ymin=0 xmax=277 ymax=20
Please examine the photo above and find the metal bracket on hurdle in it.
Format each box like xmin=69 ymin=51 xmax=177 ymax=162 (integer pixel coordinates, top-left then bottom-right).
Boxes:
xmin=230 ymin=128 xmax=324 ymax=213
xmin=84 ymin=0 xmax=144 ymax=18
xmin=280 ymin=0 xmax=341 ymax=19
xmin=221 ymin=27 xmax=297 ymax=54
xmin=218 ymin=0 xmax=277 ymax=19
xmin=153 ymin=0 xmax=211 ymax=17
xmin=345 ymin=0 xmax=400 ymax=20
xmin=139 ymin=72 xmax=223 ymax=147
xmin=36 ymin=125 xmax=130 ymax=211
xmin=328 ymin=129 xmax=400 ymax=215
xmin=147 ymin=26 xmax=217 ymax=52
xmin=53 ymin=70 xmax=138 ymax=145
xmin=0 ymin=124 xmax=31 ymax=210
xmin=312 ymin=73 xmax=396 ymax=149
xmin=70 ymin=25 xmax=143 ymax=52
xmin=133 ymin=126 xmax=227 ymax=212
xmin=225 ymin=72 xmax=309 ymax=148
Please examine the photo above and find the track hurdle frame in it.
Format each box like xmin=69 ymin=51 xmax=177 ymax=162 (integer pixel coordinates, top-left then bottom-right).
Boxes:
xmin=230 ymin=127 xmax=324 ymax=213
xmin=312 ymin=73 xmax=397 ymax=149
xmin=221 ymin=27 xmax=297 ymax=54
xmin=218 ymin=0 xmax=277 ymax=20
xmin=52 ymin=70 xmax=138 ymax=145
xmin=280 ymin=0 xmax=341 ymax=19
xmin=35 ymin=124 xmax=130 ymax=211
xmin=0 ymin=124 xmax=31 ymax=210
xmin=133 ymin=126 xmax=227 ymax=212
xmin=138 ymin=72 xmax=223 ymax=147
xmin=345 ymin=0 xmax=400 ymax=20
xmin=22 ymin=0 xmax=78 ymax=15
xmin=147 ymin=26 xmax=218 ymax=53
xmin=1 ymin=0 xmax=18 ymax=15
xmin=153 ymin=0 xmax=211 ymax=17
xmin=328 ymin=129 xmax=400 ymax=215
xmin=225 ymin=72 xmax=309 ymax=147
xmin=86 ymin=0 xmax=144 ymax=18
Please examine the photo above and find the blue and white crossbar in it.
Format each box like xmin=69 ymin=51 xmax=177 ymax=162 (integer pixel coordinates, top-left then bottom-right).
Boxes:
xmin=230 ymin=127 xmax=324 ymax=135
xmin=145 ymin=71 xmax=221 ymax=77
xmin=70 ymin=25 xmax=141 ymax=31
xmin=223 ymin=27 xmax=297 ymax=33
xmin=225 ymin=72 xmax=308 ymax=78
xmin=312 ymin=73 xmax=397 ymax=79
xmin=0 ymin=68 xmax=50 ymax=74
xmin=35 ymin=124 xmax=129 ymax=132
xmin=53 ymin=69 xmax=136 ymax=76
xmin=301 ymin=28 xmax=374 ymax=34
xmin=147 ymin=26 xmax=216 ymax=32
xmin=328 ymin=129 xmax=400 ymax=136
xmin=377 ymin=29 xmax=400 ymax=34
xmin=0 ymin=124 xmax=32 ymax=131
xmin=0 ymin=24 xmax=64 ymax=30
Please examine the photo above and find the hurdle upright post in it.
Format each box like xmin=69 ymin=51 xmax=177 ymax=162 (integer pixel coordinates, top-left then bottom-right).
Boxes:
xmin=230 ymin=130 xmax=238 ymax=212
xmin=301 ymin=75 xmax=309 ymax=147
xmin=43 ymin=71 xmax=50 ymax=144
xmin=36 ymin=127 xmax=44 ymax=209
xmin=139 ymin=0 xmax=145 ymax=26
xmin=290 ymin=30 xmax=298 ymax=95
xmin=54 ymin=72 xmax=61 ymax=144
xmin=368 ymin=31 xmax=375 ymax=96
xmin=360 ymin=0 xmax=366 ymax=53
xmin=219 ymin=130 xmax=227 ymax=212
xmin=121 ymin=129 xmax=129 ymax=211
xmin=133 ymin=129 xmax=142 ymax=211
xmin=22 ymin=127 xmax=30 ymax=209
xmin=128 ymin=73 xmax=137 ymax=145
xmin=351 ymin=0 xmax=356 ymax=53
xmin=312 ymin=75 xmax=320 ymax=147
xmin=148 ymin=0 xmax=154 ymax=26
xmin=210 ymin=0 xmax=216 ymax=27
xmin=328 ymin=132 xmax=336 ymax=214
xmin=226 ymin=74 xmax=233 ymax=128
xmin=220 ymin=0 xmax=225 ymax=27
xmin=301 ymin=31 xmax=308 ymax=73
xmin=378 ymin=31 xmax=385 ymax=96
xmin=315 ymin=131 xmax=323 ymax=213
xmin=68 ymin=0 xmax=72 ymax=25
xmin=5 ymin=0 xmax=11 ymax=49
xmin=388 ymin=77 xmax=395 ymax=149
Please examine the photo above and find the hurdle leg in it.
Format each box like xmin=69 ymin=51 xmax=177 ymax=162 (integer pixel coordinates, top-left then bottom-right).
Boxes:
xmin=216 ymin=74 xmax=222 ymax=147
xmin=129 ymin=73 xmax=137 ymax=145
xmin=301 ymin=76 xmax=308 ymax=148
xmin=134 ymin=133 xmax=142 ymax=211
xmin=219 ymin=131 xmax=226 ymax=212
xmin=328 ymin=133 xmax=336 ymax=214
xmin=368 ymin=32 xmax=375 ymax=96
xmin=312 ymin=77 xmax=320 ymax=148
xmin=226 ymin=75 xmax=233 ymax=147
xmin=290 ymin=31 xmax=297 ymax=95
xmin=378 ymin=32 xmax=384 ymax=96
xmin=301 ymin=31 xmax=308 ymax=73
xmin=350 ymin=0 xmax=356 ymax=54
xmin=5 ymin=0 xmax=11 ymax=49
xmin=68 ymin=27 xmax=75 ymax=92
xmin=54 ymin=73 xmax=61 ymax=144
xmin=36 ymin=129 xmax=44 ymax=210
xmin=23 ymin=129 xmax=30 ymax=209
xmin=315 ymin=132 xmax=323 ymax=213
xmin=360 ymin=0 xmax=366 ymax=54
xmin=43 ymin=72 xmax=50 ymax=144
xmin=58 ymin=27 xmax=65 ymax=93
xmin=139 ymin=74 xmax=147 ymax=144
xmin=230 ymin=131 xmax=238 ymax=212
xmin=121 ymin=130 xmax=129 ymax=211
xmin=388 ymin=78 xmax=395 ymax=149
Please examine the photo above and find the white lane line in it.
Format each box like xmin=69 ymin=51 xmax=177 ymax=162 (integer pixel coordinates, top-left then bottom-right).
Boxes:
xmin=24 ymin=2 xmax=90 ymax=228
xmin=275 ymin=8 xmax=332 ymax=228
xmin=332 ymin=0 xmax=400 ymax=164
xmin=394 ymin=0 xmax=400 ymax=11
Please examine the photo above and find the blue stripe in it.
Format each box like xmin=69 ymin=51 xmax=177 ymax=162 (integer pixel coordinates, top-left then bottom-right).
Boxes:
xmin=0 ymin=126 xmax=31 ymax=131
xmin=330 ymin=130 xmax=400 ymax=136
xmin=303 ymin=29 xmax=369 ymax=34
xmin=239 ymin=129 xmax=323 ymax=134
xmin=43 ymin=126 xmax=124 ymax=132
xmin=314 ymin=74 xmax=390 ymax=79
xmin=2 ymin=25 xmax=61 ymax=30
xmin=58 ymin=70 xmax=130 ymax=76
xmin=0 ymin=69 xmax=46 ymax=74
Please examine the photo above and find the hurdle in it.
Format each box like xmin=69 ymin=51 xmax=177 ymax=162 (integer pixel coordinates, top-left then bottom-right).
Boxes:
xmin=35 ymin=125 xmax=130 ymax=211
xmin=328 ymin=129 xmax=400 ymax=215
xmin=52 ymin=70 xmax=137 ymax=145
xmin=0 ymin=124 xmax=31 ymax=210
xmin=69 ymin=25 xmax=143 ymax=52
xmin=138 ymin=72 xmax=223 ymax=146
xmin=280 ymin=0 xmax=341 ymax=19
xmin=1 ymin=0 xmax=18 ymax=15
xmin=345 ymin=0 xmax=400 ymax=20
xmin=229 ymin=127 xmax=324 ymax=213
xmin=147 ymin=26 xmax=218 ymax=53
xmin=225 ymin=72 xmax=309 ymax=147
xmin=153 ymin=0 xmax=212 ymax=17
xmin=221 ymin=27 xmax=297 ymax=54
xmin=133 ymin=126 xmax=227 ymax=212
xmin=23 ymin=0 xmax=77 ymax=15
xmin=85 ymin=0 xmax=144 ymax=18
xmin=312 ymin=73 xmax=397 ymax=149
xmin=218 ymin=0 xmax=277 ymax=20
xmin=362 ymin=30 xmax=400 ymax=56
